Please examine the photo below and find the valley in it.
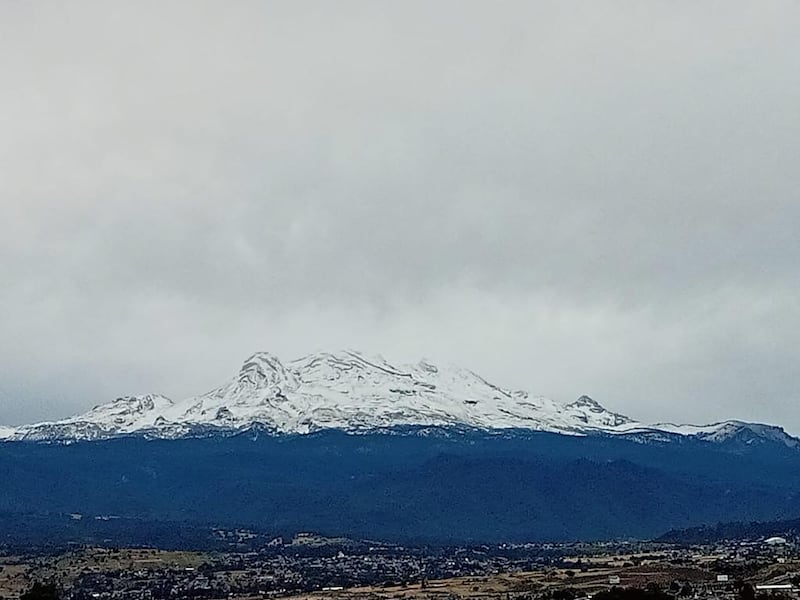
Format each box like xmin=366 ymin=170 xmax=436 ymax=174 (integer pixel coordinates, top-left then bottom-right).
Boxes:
xmin=2 ymin=536 xmax=797 ymax=600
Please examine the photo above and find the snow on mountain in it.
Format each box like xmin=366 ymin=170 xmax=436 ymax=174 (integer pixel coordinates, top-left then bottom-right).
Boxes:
xmin=1 ymin=350 xmax=796 ymax=447
xmin=605 ymin=419 xmax=800 ymax=449
xmin=652 ymin=420 xmax=799 ymax=448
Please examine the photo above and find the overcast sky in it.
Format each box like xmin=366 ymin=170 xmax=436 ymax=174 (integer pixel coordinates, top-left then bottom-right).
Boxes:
xmin=1 ymin=2 xmax=799 ymax=430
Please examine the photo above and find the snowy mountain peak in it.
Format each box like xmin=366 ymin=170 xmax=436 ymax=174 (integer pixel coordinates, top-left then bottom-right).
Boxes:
xmin=702 ymin=421 xmax=796 ymax=446
xmin=416 ymin=359 xmax=439 ymax=374
xmin=238 ymin=352 xmax=297 ymax=389
xmin=110 ymin=394 xmax=174 ymax=410
xmin=0 ymin=350 xmax=796 ymax=448
xmin=88 ymin=394 xmax=174 ymax=423
xmin=568 ymin=395 xmax=605 ymax=411
xmin=290 ymin=350 xmax=412 ymax=383
xmin=562 ymin=395 xmax=633 ymax=428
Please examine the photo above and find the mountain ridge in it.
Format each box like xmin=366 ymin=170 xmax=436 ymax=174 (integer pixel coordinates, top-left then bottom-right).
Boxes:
xmin=1 ymin=350 xmax=796 ymax=448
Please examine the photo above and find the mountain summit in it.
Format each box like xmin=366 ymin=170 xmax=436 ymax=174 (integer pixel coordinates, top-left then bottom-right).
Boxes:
xmin=1 ymin=350 xmax=796 ymax=447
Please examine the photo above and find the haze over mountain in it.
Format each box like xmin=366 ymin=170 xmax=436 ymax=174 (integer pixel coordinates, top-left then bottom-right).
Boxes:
xmin=2 ymin=2 xmax=800 ymax=432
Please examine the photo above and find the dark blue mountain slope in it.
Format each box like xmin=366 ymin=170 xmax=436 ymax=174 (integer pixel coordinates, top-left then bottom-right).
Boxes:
xmin=2 ymin=428 xmax=800 ymax=543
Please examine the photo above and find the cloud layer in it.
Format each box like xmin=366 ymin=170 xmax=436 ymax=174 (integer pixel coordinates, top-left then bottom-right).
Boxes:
xmin=1 ymin=2 xmax=799 ymax=429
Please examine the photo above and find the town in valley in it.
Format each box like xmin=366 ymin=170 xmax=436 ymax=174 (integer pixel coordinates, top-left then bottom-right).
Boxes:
xmin=3 ymin=531 xmax=799 ymax=600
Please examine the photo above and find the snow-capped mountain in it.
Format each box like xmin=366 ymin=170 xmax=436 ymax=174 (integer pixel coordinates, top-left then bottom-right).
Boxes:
xmin=0 ymin=350 xmax=796 ymax=447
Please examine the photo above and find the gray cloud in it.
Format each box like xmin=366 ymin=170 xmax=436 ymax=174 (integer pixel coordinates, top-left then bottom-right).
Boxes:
xmin=1 ymin=1 xmax=799 ymax=430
